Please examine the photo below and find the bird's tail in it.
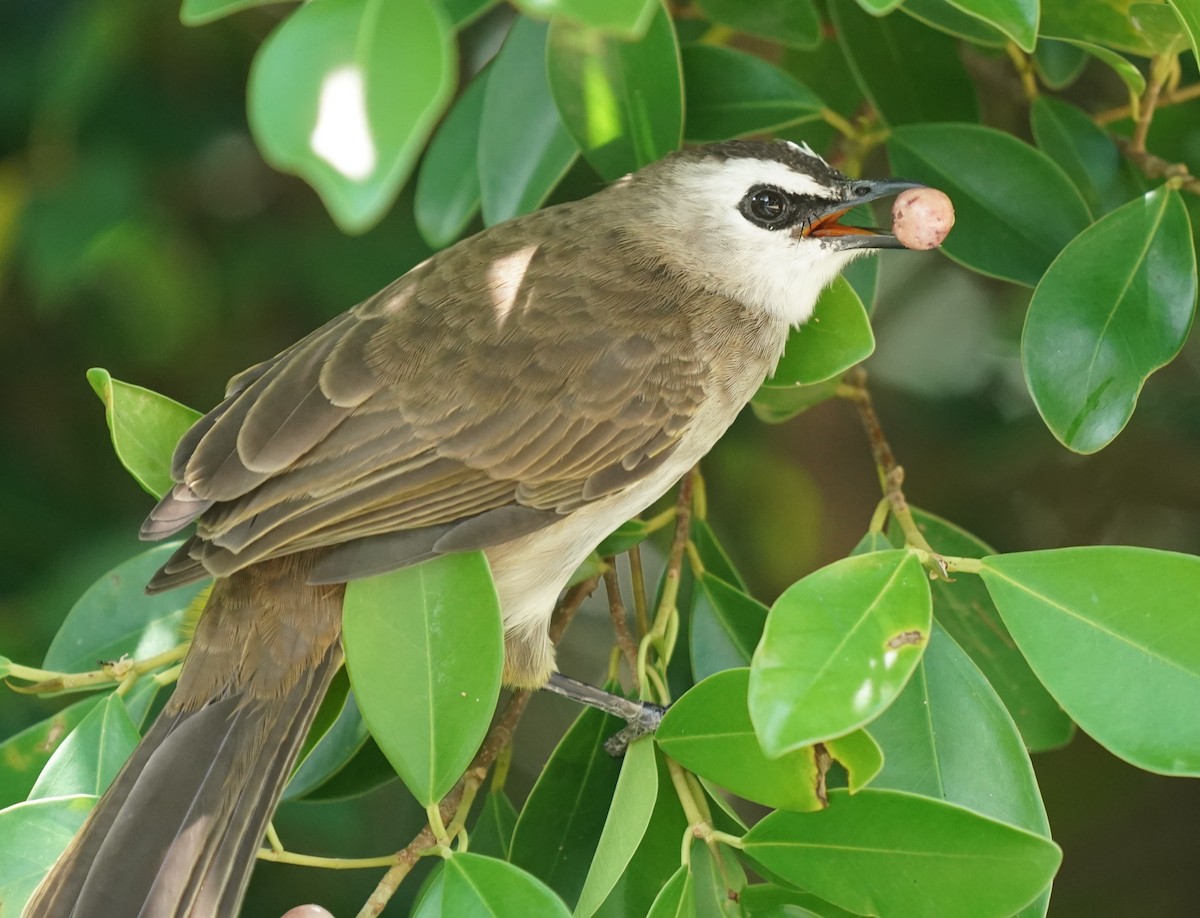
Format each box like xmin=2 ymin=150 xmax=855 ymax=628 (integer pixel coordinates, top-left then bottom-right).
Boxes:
xmin=24 ymin=553 xmax=345 ymax=918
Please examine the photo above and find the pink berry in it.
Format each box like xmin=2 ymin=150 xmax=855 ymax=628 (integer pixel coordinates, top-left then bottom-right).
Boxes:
xmin=280 ymin=906 xmax=334 ymax=918
xmin=891 ymin=187 xmax=955 ymax=250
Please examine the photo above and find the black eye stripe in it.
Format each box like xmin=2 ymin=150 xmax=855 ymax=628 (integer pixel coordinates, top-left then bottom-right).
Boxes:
xmin=738 ymin=184 xmax=828 ymax=231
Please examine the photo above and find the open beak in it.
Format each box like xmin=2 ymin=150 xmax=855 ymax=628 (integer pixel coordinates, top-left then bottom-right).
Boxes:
xmin=803 ymin=178 xmax=926 ymax=250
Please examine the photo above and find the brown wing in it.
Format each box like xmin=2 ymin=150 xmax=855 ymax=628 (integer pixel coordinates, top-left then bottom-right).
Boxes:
xmin=143 ymin=202 xmax=708 ymax=591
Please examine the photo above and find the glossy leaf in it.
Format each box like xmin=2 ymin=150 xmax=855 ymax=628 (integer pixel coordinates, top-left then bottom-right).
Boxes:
xmin=515 ymin=0 xmax=658 ymax=38
xmin=830 ymin=0 xmax=978 ymax=126
xmin=1133 ymin=2 xmax=1189 ymax=54
xmin=44 ymin=543 xmax=200 ymax=677
xmin=852 ymin=0 xmax=904 ymax=12
xmin=595 ymin=519 xmax=651 ymax=557
xmin=823 ymin=728 xmax=883 ymax=793
xmin=342 ymin=552 xmax=503 ymax=804
xmin=690 ymin=520 xmax=749 ymax=591
xmin=574 ymin=737 xmax=658 ymax=918
xmin=180 ymin=0 xmax=280 ymax=26
xmin=696 ymin=0 xmax=821 ymax=48
xmin=87 ymin=368 xmax=200 ymax=498
xmin=750 ymin=550 xmax=932 ymax=756
xmin=248 ymin=0 xmax=455 ymax=232
xmin=1063 ymin=39 xmax=1146 ymax=98
xmin=689 ymin=838 xmax=746 ymax=915
xmin=869 ymin=624 xmax=1052 ymax=917
xmin=1030 ymin=97 xmax=1141 ymax=217
xmin=645 ymin=865 xmax=692 ymax=918
xmin=0 ymin=796 xmax=97 ymax=914
xmin=658 ymin=669 xmax=823 ymax=812
xmin=510 ymin=702 xmax=623 ymax=907
xmin=1034 ymin=39 xmax=1089 ymax=89
xmin=744 ymin=790 xmax=1061 ymax=918
xmin=1041 ymin=0 xmax=1157 ymax=55
xmin=428 ymin=853 xmax=572 ymax=917
xmin=750 ymin=379 xmax=841 ymax=425
xmin=28 ymin=694 xmax=139 ymax=800
xmin=593 ymin=748 xmax=689 ymax=918
xmin=1024 ymin=187 xmax=1196 ymax=453
xmin=891 ymin=509 xmax=1072 ymax=751
xmin=1168 ymin=0 xmax=1200 ymax=62
xmin=479 ymin=17 xmax=578 ymax=225
xmin=901 ymin=0 xmax=1009 ymax=44
xmin=740 ymin=884 xmax=856 ymax=917
xmin=944 ymin=0 xmax=1037 ymax=50
xmin=414 ymin=70 xmax=489 ymax=249
xmin=471 ymin=789 xmax=519 ymax=860
xmin=681 ymin=44 xmax=823 ymax=143
xmin=869 ymin=624 xmax=1050 ymax=833
xmin=0 ymin=697 xmax=102 ymax=808
xmin=443 ymin=0 xmax=500 ymax=26
xmin=888 ymin=124 xmax=1091 ymax=286
xmin=689 ymin=573 xmax=768 ymax=682
xmin=761 ymin=277 xmax=874 ymax=389
xmin=547 ymin=4 xmax=682 ymax=182
xmin=283 ymin=674 xmax=372 ymax=800
xmin=981 ymin=547 xmax=1200 ymax=775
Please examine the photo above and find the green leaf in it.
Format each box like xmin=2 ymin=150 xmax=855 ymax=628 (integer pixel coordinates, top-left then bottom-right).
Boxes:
xmin=342 ymin=552 xmax=503 ymax=804
xmin=689 ymin=573 xmax=768 ymax=682
xmin=681 ymin=44 xmax=823 ymax=144
xmin=0 ymin=697 xmax=103 ymax=808
xmin=1167 ymin=0 xmax=1200 ymax=62
xmin=980 ymin=547 xmax=1200 ymax=775
xmin=891 ymin=509 xmax=1073 ymax=751
xmin=44 ymin=543 xmax=200 ymax=677
xmin=592 ymin=748 xmax=689 ymax=918
xmin=0 ymin=796 xmax=97 ymax=914
xmin=283 ymin=673 xmax=372 ymax=800
xmin=1023 ymin=187 xmax=1196 ymax=453
xmin=444 ymin=0 xmax=501 ymax=27
xmin=1041 ymin=0 xmax=1158 ymax=55
xmin=743 ymin=790 xmax=1061 ymax=918
xmin=1034 ymin=39 xmax=1089 ymax=89
xmin=888 ymin=124 xmax=1091 ymax=286
xmin=854 ymin=0 xmax=904 ymax=12
xmin=658 ymin=669 xmax=824 ymax=812
xmin=830 ymin=0 xmax=979 ymax=126
xmin=596 ymin=519 xmax=651 ymax=557
xmin=740 ymin=884 xmax=857 ymax=917
xmin=479 ymin=17 xmax=579 ymax=225
xmin=943 ymin=0 xmax=1038 ymax=50
xmin=1060 ymin=40 xmax=1146 ymax=98
xmin=510 ymin=701 xmax=624 ymax=907
xmin=750 ymin=379 xmax=841 ymax=424
xmin=248 ymin=0 xmax=455 ymax=233
xmin=750 ymin=550 xmax=932 ymax=756
xmin=424 ymin=853 xmax=572 ymax=917
xmin=302 ymin=736 xmax=398 ymax=801
xmin=760 ymin=277 xmax=873 ymax=389
xmin=547 ymin=4 xmax=682 ymax=182
xmin=471 ymin=789 xmax=520 ymax=860
xmin=690 ymin=520 xmax=749 ymax=591
xmin=1030 ymin=97 xmax=1142 ymax=217
xmin=414 ymin=70 xmax=489 ymax=249
xmin=646 ymin=865 xmax=693 ymax=918
xmin=696 ymin=0 xmax=821 ymax=48
xmin=515 ymin=0 xmax=659 ymax=38
xmin=689 ymin=838 xmax=745 ymax=915
xmin=27 ymin=694 xmax=139 ymax=800
xmin=868 ymin=623 xmax=1052 ymax=917
xmin=180 ymin=0 xmax=281 ymax=26
xmin=574 ymin=737 xmax=658 ymax=918
xmin=823 ymin=728 xmax=883 ymax=793
xmin=1133 ymin=2 xmax=1189 ymax=54
xmin=869 ymin=624 xmax=1050 ymax=833
xmin=901 ymin=0 xmax=1009 ymax=44
xmin=87 ymin=368 xmax=200 ymax=498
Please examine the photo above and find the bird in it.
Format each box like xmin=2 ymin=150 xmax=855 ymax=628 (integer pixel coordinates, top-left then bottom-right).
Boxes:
xmin=26 ymin=139 xmax=926 ymax=917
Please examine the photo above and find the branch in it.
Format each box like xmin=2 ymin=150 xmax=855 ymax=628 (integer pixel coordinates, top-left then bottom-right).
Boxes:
xmin=1113 ymin=136 xmax=1200 ymax=195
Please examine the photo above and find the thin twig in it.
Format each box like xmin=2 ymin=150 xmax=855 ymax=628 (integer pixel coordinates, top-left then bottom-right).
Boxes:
xmin=1094 ymin=82 xmax=1200 ymax=125
xmin=1130 ymin=55 xmax=1171 ymax=153
xmin=603 ymin=562 xmax=640 ymax=688
xmin=1113 ymin=136 xmax=1200 ymax=195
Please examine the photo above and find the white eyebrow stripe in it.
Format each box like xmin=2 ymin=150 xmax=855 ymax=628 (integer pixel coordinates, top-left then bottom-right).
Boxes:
xmin=690 ymin=158 xmax=831 ymax=206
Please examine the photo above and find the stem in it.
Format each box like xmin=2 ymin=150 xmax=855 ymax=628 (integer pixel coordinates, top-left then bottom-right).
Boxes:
xmin=6 ymin=643 xmax=190 ymax=695
xmin=257 ymin=850 xmax=400 ymax=870
xmin=629 ymin=545 xmax=650 ymax=638
xmin=1130 ymin=54 xmax=1172 ymax=153
xmin=1094 ymin=81 xmax=1200 ymax=125
xmin=603 ymin=563 xmax=639 ymax=687
xmin=1004 ymin=42 xmax=1038 ymax=100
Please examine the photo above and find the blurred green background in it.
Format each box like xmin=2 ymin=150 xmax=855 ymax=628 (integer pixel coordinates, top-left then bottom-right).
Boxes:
xmin=3 ymin=1 xmax=1200 ymax=914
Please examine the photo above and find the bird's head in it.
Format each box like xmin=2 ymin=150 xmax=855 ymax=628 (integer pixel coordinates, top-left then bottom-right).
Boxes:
xmin=618 ymin=140 xmax=923 ymax=326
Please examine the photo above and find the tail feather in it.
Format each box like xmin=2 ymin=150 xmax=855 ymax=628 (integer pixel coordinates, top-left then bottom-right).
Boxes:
xmin=24 ymin=553 xmax=345 ymax=918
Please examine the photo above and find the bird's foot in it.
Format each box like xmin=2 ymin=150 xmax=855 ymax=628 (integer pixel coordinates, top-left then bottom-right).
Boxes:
xmin=542 ymin=672 xmax=667 ymax=756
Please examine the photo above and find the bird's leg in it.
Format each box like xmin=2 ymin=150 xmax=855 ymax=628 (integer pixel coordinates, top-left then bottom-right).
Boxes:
xmin=543 ymin=672 xmax=667 ymax=756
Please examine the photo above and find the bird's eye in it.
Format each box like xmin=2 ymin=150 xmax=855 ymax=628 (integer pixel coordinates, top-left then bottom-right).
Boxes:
xmin=741 ymin=186 xmax=792 ymax=229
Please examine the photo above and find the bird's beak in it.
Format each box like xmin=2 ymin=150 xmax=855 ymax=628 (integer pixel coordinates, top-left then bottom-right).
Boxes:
xmin=803 ymin=178 xmax=926 ymax=250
